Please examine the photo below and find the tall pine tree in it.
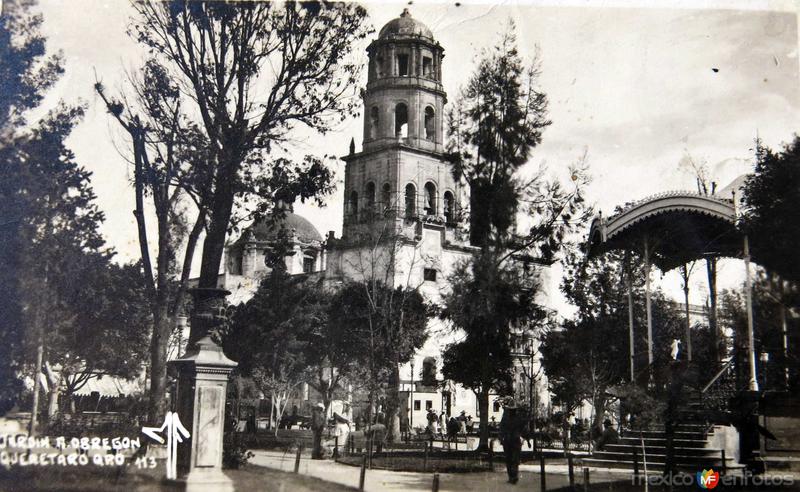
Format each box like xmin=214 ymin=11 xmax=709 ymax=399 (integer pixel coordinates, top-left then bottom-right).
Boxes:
xmin=441 ymin=24 xmax=589 ymax=450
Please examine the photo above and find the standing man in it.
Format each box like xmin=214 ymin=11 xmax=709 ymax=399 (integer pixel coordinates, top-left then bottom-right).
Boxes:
xmin=311 ymin=402 xmax=326 ymax=459
xmin=500 ymin=398 xmax=528 ymax=484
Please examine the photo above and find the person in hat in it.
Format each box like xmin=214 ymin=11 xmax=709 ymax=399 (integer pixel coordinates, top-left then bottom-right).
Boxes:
xmin=595 ymin=418 xmax=619 ymax=451
xmin=426 ymin=408 xmax=438 ymax=436
xmin=311 ymin=402 xmax=326 ymax=459
xmin=499 ymin=397 xmax=529 ymax=484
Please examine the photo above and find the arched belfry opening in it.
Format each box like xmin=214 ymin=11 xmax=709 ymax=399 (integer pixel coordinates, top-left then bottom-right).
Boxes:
xmin=395 ymin=103 xmax=408 ymax=138
xmin=405 ymin=183 xmax=416 ymax=217
xmin=382 ymin=183 xmax=392 ymax=212
xmin=443 ymin=191 xmax=455 ymax=223
xmin=424 ymin=182 xmax=437 ymax=215
xmin=424 ymin=107 xmax=435 ymax=141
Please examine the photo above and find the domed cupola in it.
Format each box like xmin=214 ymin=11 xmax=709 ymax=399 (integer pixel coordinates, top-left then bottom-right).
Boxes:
xmin=362 ymin=8 xmax=446 ymax=154
xmin=228 ymin=211 xmax=325 ymax=277
xmin=379 ymin=8 xmax=435 ymax=40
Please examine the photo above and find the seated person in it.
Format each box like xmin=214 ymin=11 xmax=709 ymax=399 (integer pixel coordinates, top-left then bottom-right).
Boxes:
xmin=595 ymin=419 xmax=620 ymax=451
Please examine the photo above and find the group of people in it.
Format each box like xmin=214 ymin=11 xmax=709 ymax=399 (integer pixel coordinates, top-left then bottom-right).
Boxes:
xmin=425 ymin=408 xmax=473 ymax=438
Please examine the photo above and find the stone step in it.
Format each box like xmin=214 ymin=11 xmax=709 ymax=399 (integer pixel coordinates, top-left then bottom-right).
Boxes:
xmin=630 ymin=422 xmax=709 ymax=432
xmin=617 ymin=437 xmax=709 ymax=449
xmin=604 ymin=444 xmax=722 ymax=457
xmin=623 ymin=430 xmax=708 ymax=440
xmin=591 ymin=450 xmax=727 ymax=465
xmin=580 ymin=457 xmax=744 ymax=473
xmin=762 ymin=456 xmax=800 ymax=472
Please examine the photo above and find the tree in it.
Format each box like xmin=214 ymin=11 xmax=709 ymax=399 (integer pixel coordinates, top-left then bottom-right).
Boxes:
xmin=542 ymin=247 xmax=701 ymax=443
xmin=541 ymin=250 xmax=635 ymax=434
xmin=742 ymin=137 xmax=800 ymax=284
xmin=679 ymin=151 xmax=724 ymax=365
xmin=0 ymin=0 xmax=64 ymax=131
xmin=441 ymin=251 xmax=547 ymax=449
xmin=0 ymin=0 xmax=65 ymax=417
xmin=222 ymin=267 xmax=314 ymax=435
xmin=128 ymin=1 xmax=371 ymax=314
xmin=446 ymin=25 xmax=551 ymax=248
xmin=96 ymin=41 xmax=337 ymax=422
xmin=328 ymin=281 xmax=430 ymax=442
xmin=95 ymin=61 xmax=212 ymax=422
xmin=720 ymin=276 xmax=799 ymax=392
xmin=441 ymin=25 xmax=590 ymax=450
xmin=42 ymin=259 xmax=150 ymax=416
xmin=1 ymin=102 xmax=114 ymax=432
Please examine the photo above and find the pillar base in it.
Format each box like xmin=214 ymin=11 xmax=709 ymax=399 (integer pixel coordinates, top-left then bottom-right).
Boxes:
xmin=169 ymin=288 xmax=237 ymax=489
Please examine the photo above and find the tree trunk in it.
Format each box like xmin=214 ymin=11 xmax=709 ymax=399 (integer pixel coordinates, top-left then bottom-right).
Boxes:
xmin=385 ymin=363 xmax=401 ymax=443
xmin=196 ymin=164 xmax=235 ymax=293
xmin=271 ymin=396 xmax=277 ymax=433
xmin=47 ymin=385 xmax=60 ymax=418
xmin=147 ymin=306 xmax=172 ymax=423
xmin=592 ymin=394 xmax=607 ymax=433
xmin=477 ymin=389 xmax=490 ymax=451
xmin=707 ymin=258 xmax=721 ymax=365
xmin=43 ymin=362 xmax=62 ymax=419
xmin=29 ymin=335 xmax=43 ymax=436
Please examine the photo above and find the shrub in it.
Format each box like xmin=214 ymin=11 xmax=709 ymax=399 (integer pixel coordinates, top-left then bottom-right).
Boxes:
xmin=223 ymin=432 xmax=254 ymax=469
xmin=617 ymin=383 xmax=665 ymax=430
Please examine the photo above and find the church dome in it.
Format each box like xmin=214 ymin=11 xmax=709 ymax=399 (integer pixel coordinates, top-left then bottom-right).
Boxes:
xmin=244 ymin=212 xmax=323 ymax=244
xmin=379 ymin=9 xmax=434 ymax=40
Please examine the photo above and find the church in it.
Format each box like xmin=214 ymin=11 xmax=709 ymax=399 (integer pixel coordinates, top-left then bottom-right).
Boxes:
xmin=216 ymin=9 xmax=553 ymax=428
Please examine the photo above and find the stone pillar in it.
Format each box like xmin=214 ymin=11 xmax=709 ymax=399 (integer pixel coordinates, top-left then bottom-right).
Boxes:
xmin=170 ymin=288 xmax=237 ymax=491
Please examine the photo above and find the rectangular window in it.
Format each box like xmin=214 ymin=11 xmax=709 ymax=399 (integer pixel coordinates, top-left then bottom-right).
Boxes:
xmin=397 ymin=54 xmax=409 ymax=76
xmin=493 ymin=401 xmax=501 ymax=412
xmin=414 ymin=400 xmax=421 ymax=411
xmin=425 ymin=400 xmax=433 ymax=410
xmin=423 ymin=268 xmax=437 ymax=282
xmin=422 ymin=56 xmax=432 ymax=77
xmin=303 ymin=257 xmax=315 ymax=273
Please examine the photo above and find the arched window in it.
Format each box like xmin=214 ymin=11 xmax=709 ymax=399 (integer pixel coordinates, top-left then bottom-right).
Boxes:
xmin=424 ymin=107 xmax=435 ymax=141
xmin=443 ymin=191 xmax=455 ymax=223
xmin=350 ymin=190 xmax=359 ymax=222
xmin=395 ymin=103 xmax=408 ymax=138
xmin=404 ymin=183 xmax=416 ymax=218
xmin=370 ymin=107 xmax=380 ymax=140
xmin=365 ymin=182 xmax=376 ymax=217
xmin=424 ymin=182 xmax=436 ymax=216
xmin=381 ymin=183 xmax=391 ymax=212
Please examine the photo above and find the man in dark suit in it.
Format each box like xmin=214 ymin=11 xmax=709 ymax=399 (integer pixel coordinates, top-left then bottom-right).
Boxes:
xmin=499 ymin=398 xmax=529 ymax=484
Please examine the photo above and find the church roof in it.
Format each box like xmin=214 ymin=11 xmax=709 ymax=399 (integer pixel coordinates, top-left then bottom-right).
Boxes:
xmin=379 ymin=9 xmax=434 ymax=40
xmin=241 ymin=212 xmax=323 ymax=244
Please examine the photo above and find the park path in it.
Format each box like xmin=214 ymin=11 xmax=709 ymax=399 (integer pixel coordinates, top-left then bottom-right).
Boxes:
xmin=250 ymin=450 xmax=622 ymax=492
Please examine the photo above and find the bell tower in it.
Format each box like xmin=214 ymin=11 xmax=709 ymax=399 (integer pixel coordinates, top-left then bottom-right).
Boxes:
xmin=362 ymin=8 xmax=446 ymax=154
xmin=341 ymin=9 xmax=463 ymax=244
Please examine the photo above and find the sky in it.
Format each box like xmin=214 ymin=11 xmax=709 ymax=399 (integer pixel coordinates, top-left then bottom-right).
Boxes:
xmin=33 ymin=0 xmax=800 ymax=312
